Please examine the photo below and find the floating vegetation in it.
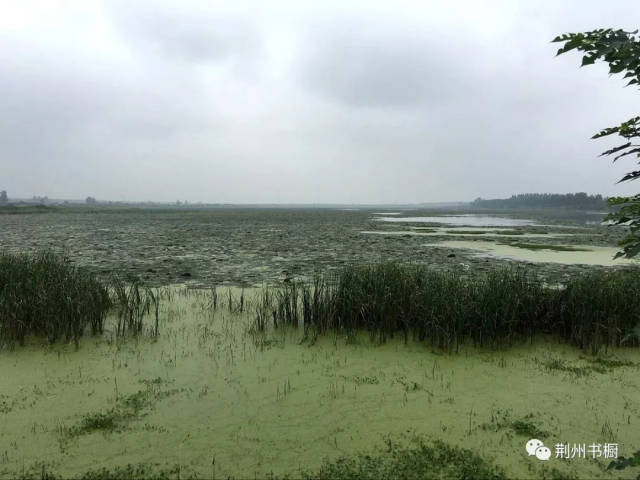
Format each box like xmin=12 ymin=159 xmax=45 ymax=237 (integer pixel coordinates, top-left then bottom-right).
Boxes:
xmin=8 ymin=463 xmax=191 ymax=480
xmin=607 ymin=449 xmax=640 ymax=471
xmin=498 ymin=242 xmax=590 ymax=252
xmin=511 ymin=417 xmax=549 ymax=439
xmin=542 ymin=358 xmax=603 ymax=377
xmin=256 ymin=263 xmax=640 ymax=352
xmin=66 ymin=378 xmax=184 ymax=438
xmin=481 ymin=409 xmax=549 ymax=439
xmin=586 ymin=357 xmax=637 ymax=369
xmin=300 ymin=436 xmax=507 ymax=480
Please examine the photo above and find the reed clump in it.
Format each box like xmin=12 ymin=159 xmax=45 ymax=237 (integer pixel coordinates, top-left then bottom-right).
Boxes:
xmin=0 ymin=250 xmax=111 ymax=348
xmin=554 ymin=269 xmax=640 ymax=353
xmin=110 ymin=278 xmax=159 ymax=337
xmin=256 ymin=262 xmax=640 ymax=352
xmin=0 ymin=251 xmax=164 ymax=349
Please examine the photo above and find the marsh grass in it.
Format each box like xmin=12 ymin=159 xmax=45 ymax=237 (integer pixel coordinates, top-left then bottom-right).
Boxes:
xmin=0 ymin=251 xmax=165 ymax=348
xmin=557 ymin=270 xmax=640 ymax=352
xmin=481 ymin=409 xmax=549 ymax=439
xmin=256 ymin=263 xmax=640 ymax=352
xmin=542 ymin=358 xmax=601 ymax=377
xmin=110 ymin=278 xmax=159 ymax=337
xmin=8 ymin=463 xmax=189 ymax=480
xmin=511 ymin=417 xmax=549 ymax=439
xmin=586 ymin=357 xmax=636 ymax=369
xmin=66 ymin=377 xmax=183 ymax=438
xmin=0 ymin=250 xmax=110 ymax=348
xmin=6 ymin=440 xmax=508 ymax=480
xmin=607 ymin=449 xmax=640 ymax=471
xmin=299 ymin=436 xmax=507 ymax=480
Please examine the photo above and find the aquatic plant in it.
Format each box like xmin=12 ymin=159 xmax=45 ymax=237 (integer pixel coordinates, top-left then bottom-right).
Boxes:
xmin=110 ymin=278 xmax=158 ymax=337
xmin=607 ymin=449 xmax=640 ymax=471
xmin=258 ymin=262 xmax=640 ymax=352
xmin=498 ymin=242 xmax=590 ymax=252
xmin=554 ymin=269 xmax=640 ymax=353
xmin=66 ymin=378 xmax=182 ymax=438
xmin=300 ymin=436 xmax=507 ymax=480
xmin=0 ymin=250 xmax=165 ymax=348
xmin=0 ymin=250 xmax=111 ymax=348
xmin=8 ymin=463 xmax=189 ymax=480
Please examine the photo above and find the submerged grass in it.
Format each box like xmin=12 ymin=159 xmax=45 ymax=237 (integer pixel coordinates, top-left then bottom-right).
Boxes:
xmin=256 ymin=263 xmax=640 ymax=352
xmin=299 ymin=436 xmax=507 ymax=480
xmin=66 ymin=378 xmax=183 ymax=438
xmin=481 ymin=409 xmax=549 ymax=439
xmin=8 ymin=463 xmax=189 ymax=480
xmin=6 ymin=438 xmax=507 ymax=480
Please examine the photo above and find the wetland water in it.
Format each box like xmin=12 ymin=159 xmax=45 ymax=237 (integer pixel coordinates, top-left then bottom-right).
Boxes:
xmin=1 ymin=208 xmax=639 ymax=479
xmin=0 ymin=208 xmax=631 ymax=286
xmin=429 ymin=240 xmax=637 ymax=266
xmin=374 ymin=214 xmax=540 ymax=226
xmin=1 ymin=287 xmax=639 ymax=479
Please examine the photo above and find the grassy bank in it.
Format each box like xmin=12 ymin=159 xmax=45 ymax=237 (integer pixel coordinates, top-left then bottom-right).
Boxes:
xmin=256 ymin=263 xmax=640 ymax=353
xmin=3 ymin=250 xmax=638 ymax=354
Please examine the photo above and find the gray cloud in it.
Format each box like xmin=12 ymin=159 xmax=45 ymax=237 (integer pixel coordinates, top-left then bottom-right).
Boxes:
xmin=300 ymin=22 xmax=469 ymax=108
xmin=1 ymin=0 xmax=639 ymax=203
xmin=107 ymin=2 xmax=262 ymax=64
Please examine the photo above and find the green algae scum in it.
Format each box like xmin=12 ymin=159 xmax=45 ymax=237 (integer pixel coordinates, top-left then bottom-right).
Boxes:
xmin=1 ymin=209 xmax=640 ymax=479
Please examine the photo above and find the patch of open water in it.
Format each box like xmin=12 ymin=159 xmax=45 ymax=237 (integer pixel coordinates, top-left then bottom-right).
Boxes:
xmin=375 ymin=214 xmax=538 ymax=226
xmin=428 ymin=240 xmax=637 ymax=266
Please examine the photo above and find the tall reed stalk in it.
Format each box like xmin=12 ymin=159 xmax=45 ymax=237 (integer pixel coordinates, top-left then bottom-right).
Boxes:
xmin=0 ymin=250 xmax=111 ymax=348
xmin=254 ymin=262 xmax=640 ymax=352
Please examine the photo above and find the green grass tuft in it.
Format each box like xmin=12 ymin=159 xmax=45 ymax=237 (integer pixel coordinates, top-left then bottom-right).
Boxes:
xmin=299 ymin=437 xmax=506 ymax=480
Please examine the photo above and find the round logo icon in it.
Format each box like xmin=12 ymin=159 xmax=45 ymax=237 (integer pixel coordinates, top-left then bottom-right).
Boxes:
xmin=535 ymin=446 xmax=551 ymax=461
xmin=526 ymin=439 xmax=544 ymax=456
xmin=526 ymin=439 xmax=551 ymax=461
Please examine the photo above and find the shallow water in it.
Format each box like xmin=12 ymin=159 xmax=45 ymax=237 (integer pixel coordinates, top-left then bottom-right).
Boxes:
xmin=430 ymin=240 xmax=638 ymax=266
xmin=1 ymin=287 xmax=639 ymax=479
xmin=375 ymin=214 xmax=539 ymax=226
xmin=0 ymin=208 xmax=625 ymax=286
xmin=361 ymin=230 xmax=572 ymax=238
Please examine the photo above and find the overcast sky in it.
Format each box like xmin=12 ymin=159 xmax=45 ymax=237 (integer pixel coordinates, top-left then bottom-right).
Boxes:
xmin=1 ymin=1 xmax=639 ymax=203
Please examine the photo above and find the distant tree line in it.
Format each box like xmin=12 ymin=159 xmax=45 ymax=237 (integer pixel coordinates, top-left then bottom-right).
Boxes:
xmin=471 ymin=192 xmax=606 ymax=209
